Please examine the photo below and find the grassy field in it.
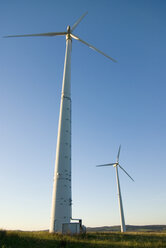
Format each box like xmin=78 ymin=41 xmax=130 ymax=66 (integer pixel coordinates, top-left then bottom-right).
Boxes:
xmin=0 ymin=230 xmax=166 ymax=248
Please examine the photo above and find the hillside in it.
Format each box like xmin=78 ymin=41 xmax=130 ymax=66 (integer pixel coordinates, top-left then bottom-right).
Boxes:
xmin=87 ymin=225 xmax=166 ymax=232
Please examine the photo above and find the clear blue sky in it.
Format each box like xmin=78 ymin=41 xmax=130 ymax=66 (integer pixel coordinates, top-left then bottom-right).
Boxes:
xmin=0 ymin=0 xmax=166 ymax=230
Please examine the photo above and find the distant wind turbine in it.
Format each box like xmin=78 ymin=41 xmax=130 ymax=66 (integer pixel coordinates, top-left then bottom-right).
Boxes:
xmin=4 ymin=12 xmax=117 ymax=233
xmin=97 ymin=145 xmax=134 ymax=232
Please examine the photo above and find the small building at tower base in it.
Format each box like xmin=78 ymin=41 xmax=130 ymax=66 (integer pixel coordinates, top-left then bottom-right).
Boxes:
xmin=62 ymin=219 xmax=86 ymax=234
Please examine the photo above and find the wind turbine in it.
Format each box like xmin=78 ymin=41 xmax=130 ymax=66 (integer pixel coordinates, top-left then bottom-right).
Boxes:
xmin=4 ymin=13 xmax=117 ymax=233
xmin=97 ymin=145 xmax=134 ymax=232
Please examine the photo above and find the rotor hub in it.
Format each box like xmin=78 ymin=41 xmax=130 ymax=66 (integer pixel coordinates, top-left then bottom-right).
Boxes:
xmin=66 ymin=25 xmax=71 ymax=40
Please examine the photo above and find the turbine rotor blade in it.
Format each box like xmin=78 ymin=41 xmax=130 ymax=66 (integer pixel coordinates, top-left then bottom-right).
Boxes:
xmin=70 ymin=34 xmax=117 ymax=62
xmin=71 ymin=12 xmax=88 ymax=32
xmin=3 ymin=32 xmax=67 ymax=38
xmin=117 ymin=145 xmax=121 ymax=163
xmin=96 ymin=163 xmax=116 ymax=167
xmin=119 ymin=164 xmax=134 ymax=182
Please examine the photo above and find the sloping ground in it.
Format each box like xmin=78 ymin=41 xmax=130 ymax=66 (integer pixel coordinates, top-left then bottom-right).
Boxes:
xmin=0 ymin=230 xmax=166 ymax=248
xmin=87 ymin=225 xmax=166 ymax=232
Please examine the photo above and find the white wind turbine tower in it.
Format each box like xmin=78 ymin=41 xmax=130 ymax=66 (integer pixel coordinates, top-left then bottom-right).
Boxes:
xmin=4 ymin=13 xmax=116 ymax=234
xmin=97 ymin=145 xmax=134 ymax=232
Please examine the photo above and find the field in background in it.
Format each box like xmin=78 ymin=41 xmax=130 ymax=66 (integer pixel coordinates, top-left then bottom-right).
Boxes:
xmin=87 ymin=225 xmax=166 ymax=232
xmin=0 ymin=230 xmax=166 ymax=248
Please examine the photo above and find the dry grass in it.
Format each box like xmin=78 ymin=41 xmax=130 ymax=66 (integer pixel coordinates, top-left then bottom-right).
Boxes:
xmin=0 ymin=230 xmax=166 ymax=248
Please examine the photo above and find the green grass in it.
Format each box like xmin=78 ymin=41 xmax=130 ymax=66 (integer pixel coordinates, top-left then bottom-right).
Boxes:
xmin=0 ymin=230 xmax=166 ymax=248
